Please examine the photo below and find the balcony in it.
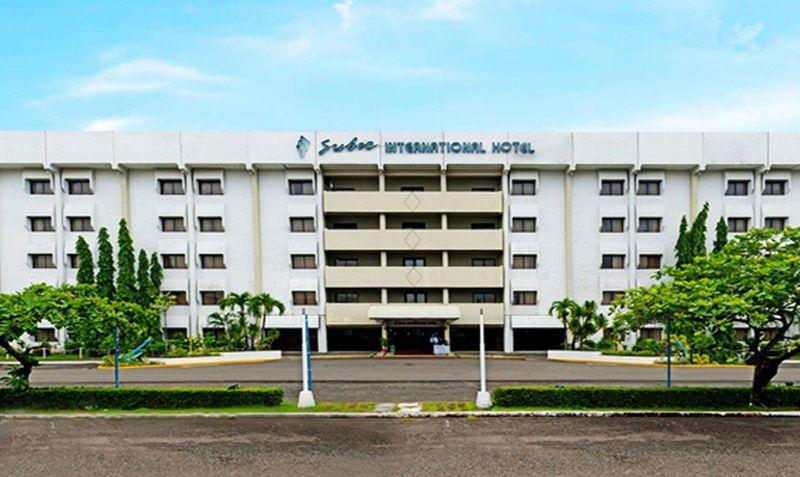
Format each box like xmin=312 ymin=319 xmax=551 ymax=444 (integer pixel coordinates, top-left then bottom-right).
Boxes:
xmin=325 ymin=302 xmax=504 ymax=326
xmin=324 ymin=229 xmax=503 ymax=251
xmin=323 ymin=191 xmax=502 ymax=214
xmin=325 ymin=266 xmax=503 ymax=288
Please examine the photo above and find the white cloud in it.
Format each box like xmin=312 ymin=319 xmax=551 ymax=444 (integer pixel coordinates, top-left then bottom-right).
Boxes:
xmin=731 ymin=22 xmax=764 ymax=47
xmin=60 ymin=59 xmax=222 ymax=98
xmin=334 ymin=0 xmax=354 ymax=30
xmin=594 ymin=88 xmax=800 ymax=132
xmin=82 ymin=116 xmax=143 ymax=131
xmin=421 ymin=0 xmax=480 ymax=20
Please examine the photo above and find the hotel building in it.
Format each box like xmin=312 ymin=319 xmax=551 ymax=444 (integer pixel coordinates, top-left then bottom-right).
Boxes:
xmin=0 ymin=131 xmax=798 ymax=352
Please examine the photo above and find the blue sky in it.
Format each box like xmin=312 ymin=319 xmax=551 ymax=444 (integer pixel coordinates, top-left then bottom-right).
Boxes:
xmin=1 ymin=0 xmax=798 ymax=131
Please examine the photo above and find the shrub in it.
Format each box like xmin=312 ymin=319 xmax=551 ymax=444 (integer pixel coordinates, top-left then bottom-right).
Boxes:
xmin=0 ymin=387 xmax=284 ymax=410
xmin=632 ymin=338 xmax=662 ymax=355
xmin=492 ymin=385 xmax=800 ymax=409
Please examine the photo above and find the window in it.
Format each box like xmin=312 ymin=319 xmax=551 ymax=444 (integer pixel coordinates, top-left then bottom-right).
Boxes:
xmin=200 ymin=254 xmax=225 ymax=269
xmin=159 ymin=179 xmax=185 ymax=195
xmin=68 ymin=254 xmax=80 ymax=269
xmin=28 ymin=216 xmax=54 ymax=232
xmin=67 ymin=179 xmax=92 ymax=195
xmin=404 ymin=291 xmax=427 ymax=303
xmin=291 ymin=254 xmax=316 ymax=269
xmin=512 ymin=254 xmax=537 ymax=269
xmin=290 ymin=217 xmax=315 ymax=233
xmin=400 ymin=186 xmax=424 ymax=192
xmin=402 ymin=222 xmax=426 ymax=229
xmin=68 ymin=216 xmax=93 ymax=232
xmin=511 ymin=217 xmax=536 ymax=232
xmin=600 ymin=217 xmax=625 ymax=233
xmin=197 ymin=179 xmax=223 ymax=195
xmin=403 ymin=257 xmax=426 ymax=267
xmin=637 ymin=217 xmax=662 ymax=233
xmin=27 ymin=179 xmax=53 ymax=195
xmin=30 ymin=254 xmax=56 ymax=269
xmin=511 ymin=180 xmax=536 ymax=196
xmin=470 ymin=223 xmax=495 ymax=230
xmin=331 ymin=222 xmax=357 ymax=229
xmin=640 ymin=328 xmax=663 ymax=341
xmin=35 ymin=328 xmax=57 ymax=342
xmin=333 ymin=291 xmax=359 ymax=303
xmin=198 ymin=217 xmax=224 ymax=232
xmin=200 ymin=291 xmax=225 ymax=305
xmin=289 ymin=179 xmax=314 ymax=195
xmin=600 ymin=180 xmax=624 ymax=196
xmin=334 ymin=257 xmax=358 ymax=266
xmin=727 ymin=217 xmax=750 ymax=233
xmin=161 ymin=254 xmax=187 ymax=269
xmin=638 ymin=254 xmax=662 ymax=269
xmin=293 ymin=291 xmax=317 ymax=305
xmin=601 ymin=254 xmax=625 ymax=269
xmin=765 ymin=217 xmax=787 ymax=230
xmin=167 ymin=291 xmax=189 ymax=305
xmin=513 ymin=291 xmax=537 ymax=305
xmin=164 ymin=328 xmax=188 ymax=340
xmin=472 ymin=258 xmax=497 ymax=267
xmin=725 ymin=180 xmax=749 ymax=196
xmin=763 ymin=180 xmax=787 ymax=196
xmin=160 ymin=217 xmax=186 ymax=232
xmin=637 ymin=180 xmax=662 ymax=196
xmin=472 ymin=292 xmax=498 ymax=303
xmin=601 ymin=291 xmax=624 ymax=305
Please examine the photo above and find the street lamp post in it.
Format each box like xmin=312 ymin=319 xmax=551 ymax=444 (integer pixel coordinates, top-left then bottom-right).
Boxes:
xmin=113 ymin=327 xmax=120 ymax=389
xmin=475 ymin=308 xmax=492 ymax=409
xmin=297 ymin=308 xmax=315 ymax=408
xmin=666 ymin=315 xmax=672 ymax=388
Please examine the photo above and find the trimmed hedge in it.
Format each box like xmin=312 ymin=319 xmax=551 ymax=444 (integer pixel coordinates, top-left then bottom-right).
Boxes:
xmin=493 ymin=386 xmax=800 ymax=409
xmin=0 ymin=387 xmax=284 ymax=410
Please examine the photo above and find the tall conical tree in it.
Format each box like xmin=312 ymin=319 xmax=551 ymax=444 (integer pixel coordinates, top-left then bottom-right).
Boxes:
xmin=136 ymin=249 xmax=151 ymax=306
xmin=75 ymin=236 xmax=95 ymax=285
xmin=675 ymin=216 xmax=691 ymax=267
xmin=713 ymin=216 xmax=728 ymax=253
xmin=116 ymin=218 xmax=136 ymax=302
xmin=96 ymin=227 xmax=115 ymax=299
xmin=149 ymin=251 xmax=163 ymax=296
xmin=688 ymin=202 xmax=710 ymax=258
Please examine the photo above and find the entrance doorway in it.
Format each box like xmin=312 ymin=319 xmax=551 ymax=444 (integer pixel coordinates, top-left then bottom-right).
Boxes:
xmin=387 ymin=321 xmax=444 ymax=354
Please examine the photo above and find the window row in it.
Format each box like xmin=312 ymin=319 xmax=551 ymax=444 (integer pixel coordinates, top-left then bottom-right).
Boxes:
xmin=160 ymin=217 xmax=225 ymax=232
xmin=27 ymin=216 xmax=94 ymax=232
xmin=600 ymin=254 xmax=663 ymax=270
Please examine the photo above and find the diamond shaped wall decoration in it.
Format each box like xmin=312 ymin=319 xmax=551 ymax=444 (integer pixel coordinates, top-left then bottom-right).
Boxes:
xmin=405 ymin=268 xmax=423 ymax=286
xmin=404 ymin=229 xmax=421 ymax=249
xmin=403 ymin=192 xmax=421 ymax=211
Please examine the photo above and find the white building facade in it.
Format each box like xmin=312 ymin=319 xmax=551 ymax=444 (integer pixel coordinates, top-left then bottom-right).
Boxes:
xmin=1 ymin=131 xmax=798 ymax=352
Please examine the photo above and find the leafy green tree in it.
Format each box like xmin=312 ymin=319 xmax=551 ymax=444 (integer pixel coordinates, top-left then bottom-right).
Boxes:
xmin=136 ymin=249 xmax=151 ymax=306
xmin=149 ymin=252 xmax=163 ymax=296
xmin=248 ymin=293 xmax=285 ymax=349
xmin=688 ymin=202 xmax=710 ymax=258
xmin=96 ymin=227 xmax=115 ymax=299
xmin=549 ymin=298 xmax=606 ymax=350
xmin=116 ymin=219 xmax=136 ymax=302
xmin=713 ymin=216 xmax=728 ymax=253
xmin=613 ymin=227 xmax=800 ymax=405
xmin=75 ymin=236 xmax=95 ymax=285
xmin=675 ymin=216 xmax=691 ymax=267
xmin=218 ymin=292 xmax=255 ymax=350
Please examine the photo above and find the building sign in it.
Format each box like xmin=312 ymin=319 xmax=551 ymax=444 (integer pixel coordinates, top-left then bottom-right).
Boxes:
xmin=296 ymin=135 xmax=535 ymax=158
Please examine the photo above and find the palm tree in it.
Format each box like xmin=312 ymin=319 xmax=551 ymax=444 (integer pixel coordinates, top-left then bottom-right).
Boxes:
xmin=248 ymin=293 xmax=286 ymax=349
xmin=549 ymin=298 xmax=578 ymax=349
xmin=218 ymin=292 xmax=253 ymax=350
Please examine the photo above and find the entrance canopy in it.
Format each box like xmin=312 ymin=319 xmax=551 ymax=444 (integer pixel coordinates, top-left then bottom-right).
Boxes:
xmin=368 ymin=304 xmax=461 ymax=321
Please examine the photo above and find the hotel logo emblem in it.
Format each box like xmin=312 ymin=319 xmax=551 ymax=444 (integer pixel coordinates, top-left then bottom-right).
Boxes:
xmin=295 ymin=135 xmax=311 ymax=159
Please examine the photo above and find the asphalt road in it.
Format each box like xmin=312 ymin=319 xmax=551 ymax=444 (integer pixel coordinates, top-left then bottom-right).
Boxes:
xmin=2 ymin=416 xmax=798 ymax=476
xmin=7 ymin=356 xmax=800 ymax=401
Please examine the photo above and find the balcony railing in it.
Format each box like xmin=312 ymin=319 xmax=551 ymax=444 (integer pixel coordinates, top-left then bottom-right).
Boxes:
xmin=323 ymin=191 xmax=502 ymax=214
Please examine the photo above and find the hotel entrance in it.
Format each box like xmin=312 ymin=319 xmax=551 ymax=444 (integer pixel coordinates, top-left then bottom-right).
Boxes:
xmin=387 ymin=320 xmax=445 ymax=354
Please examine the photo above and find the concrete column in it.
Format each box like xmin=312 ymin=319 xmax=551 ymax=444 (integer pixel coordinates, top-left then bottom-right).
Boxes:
xmin=690 ymin=170 xmax=700 ymax=220
xmin=185 ymin=168 xmax=199 ymax=337
xmin=250 ymin=169 xmax=263 ymax=293
xmin=440 ymin=171 xmax=447 ymax=191
xmin=441 ymin=213 xmax=448 ymax=230
xmin=501 ymin=168 xmax=513 ymax=353
xmin=564 ymin=167 xmax=574 ymax=299
xmin=442 ymin=250 xmax=449 ymax=267
xmin=53 ymin=167 xmax=66 ymax=287
xmin=627 ymin=168 xmax=638 ymax=287
xmin=119 ymin=167 xmax=130 ymax=223
xmin=381 ymin=321 xmax=388 ymax=340
xmin=379 ymin=213 xmax=386 ymax=230
xmin=380 ymin=251 xmax=387 ymax=266
xmin=754 ymin=167 xmax=765 ymax=228
xmin=381 ymin=288 xmax=388 ymax=304
xmin=378 ymin=170 xmax=385 ymax=192
xmin=443 ymin=288 xmax=449 ymax=304
xmin=443 ymin=321 xmax=451 ymax=344
xmin=314 ymin=169 xmax=328 ymax=353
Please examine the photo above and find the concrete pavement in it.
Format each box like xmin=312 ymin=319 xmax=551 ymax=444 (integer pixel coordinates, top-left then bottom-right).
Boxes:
xmin=2 ymin=416 xmax=798 ymax=476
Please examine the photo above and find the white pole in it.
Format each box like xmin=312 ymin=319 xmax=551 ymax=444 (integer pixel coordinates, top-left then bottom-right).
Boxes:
xmin=475 ymin=308 xmax=492 ymax=408
xmin=297 ymin=308 xmax=315 ymax=408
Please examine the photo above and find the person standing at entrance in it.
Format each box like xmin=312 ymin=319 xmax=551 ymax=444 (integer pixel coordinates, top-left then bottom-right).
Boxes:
xmin=429 ymin=333 xmax=439 ymax=353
